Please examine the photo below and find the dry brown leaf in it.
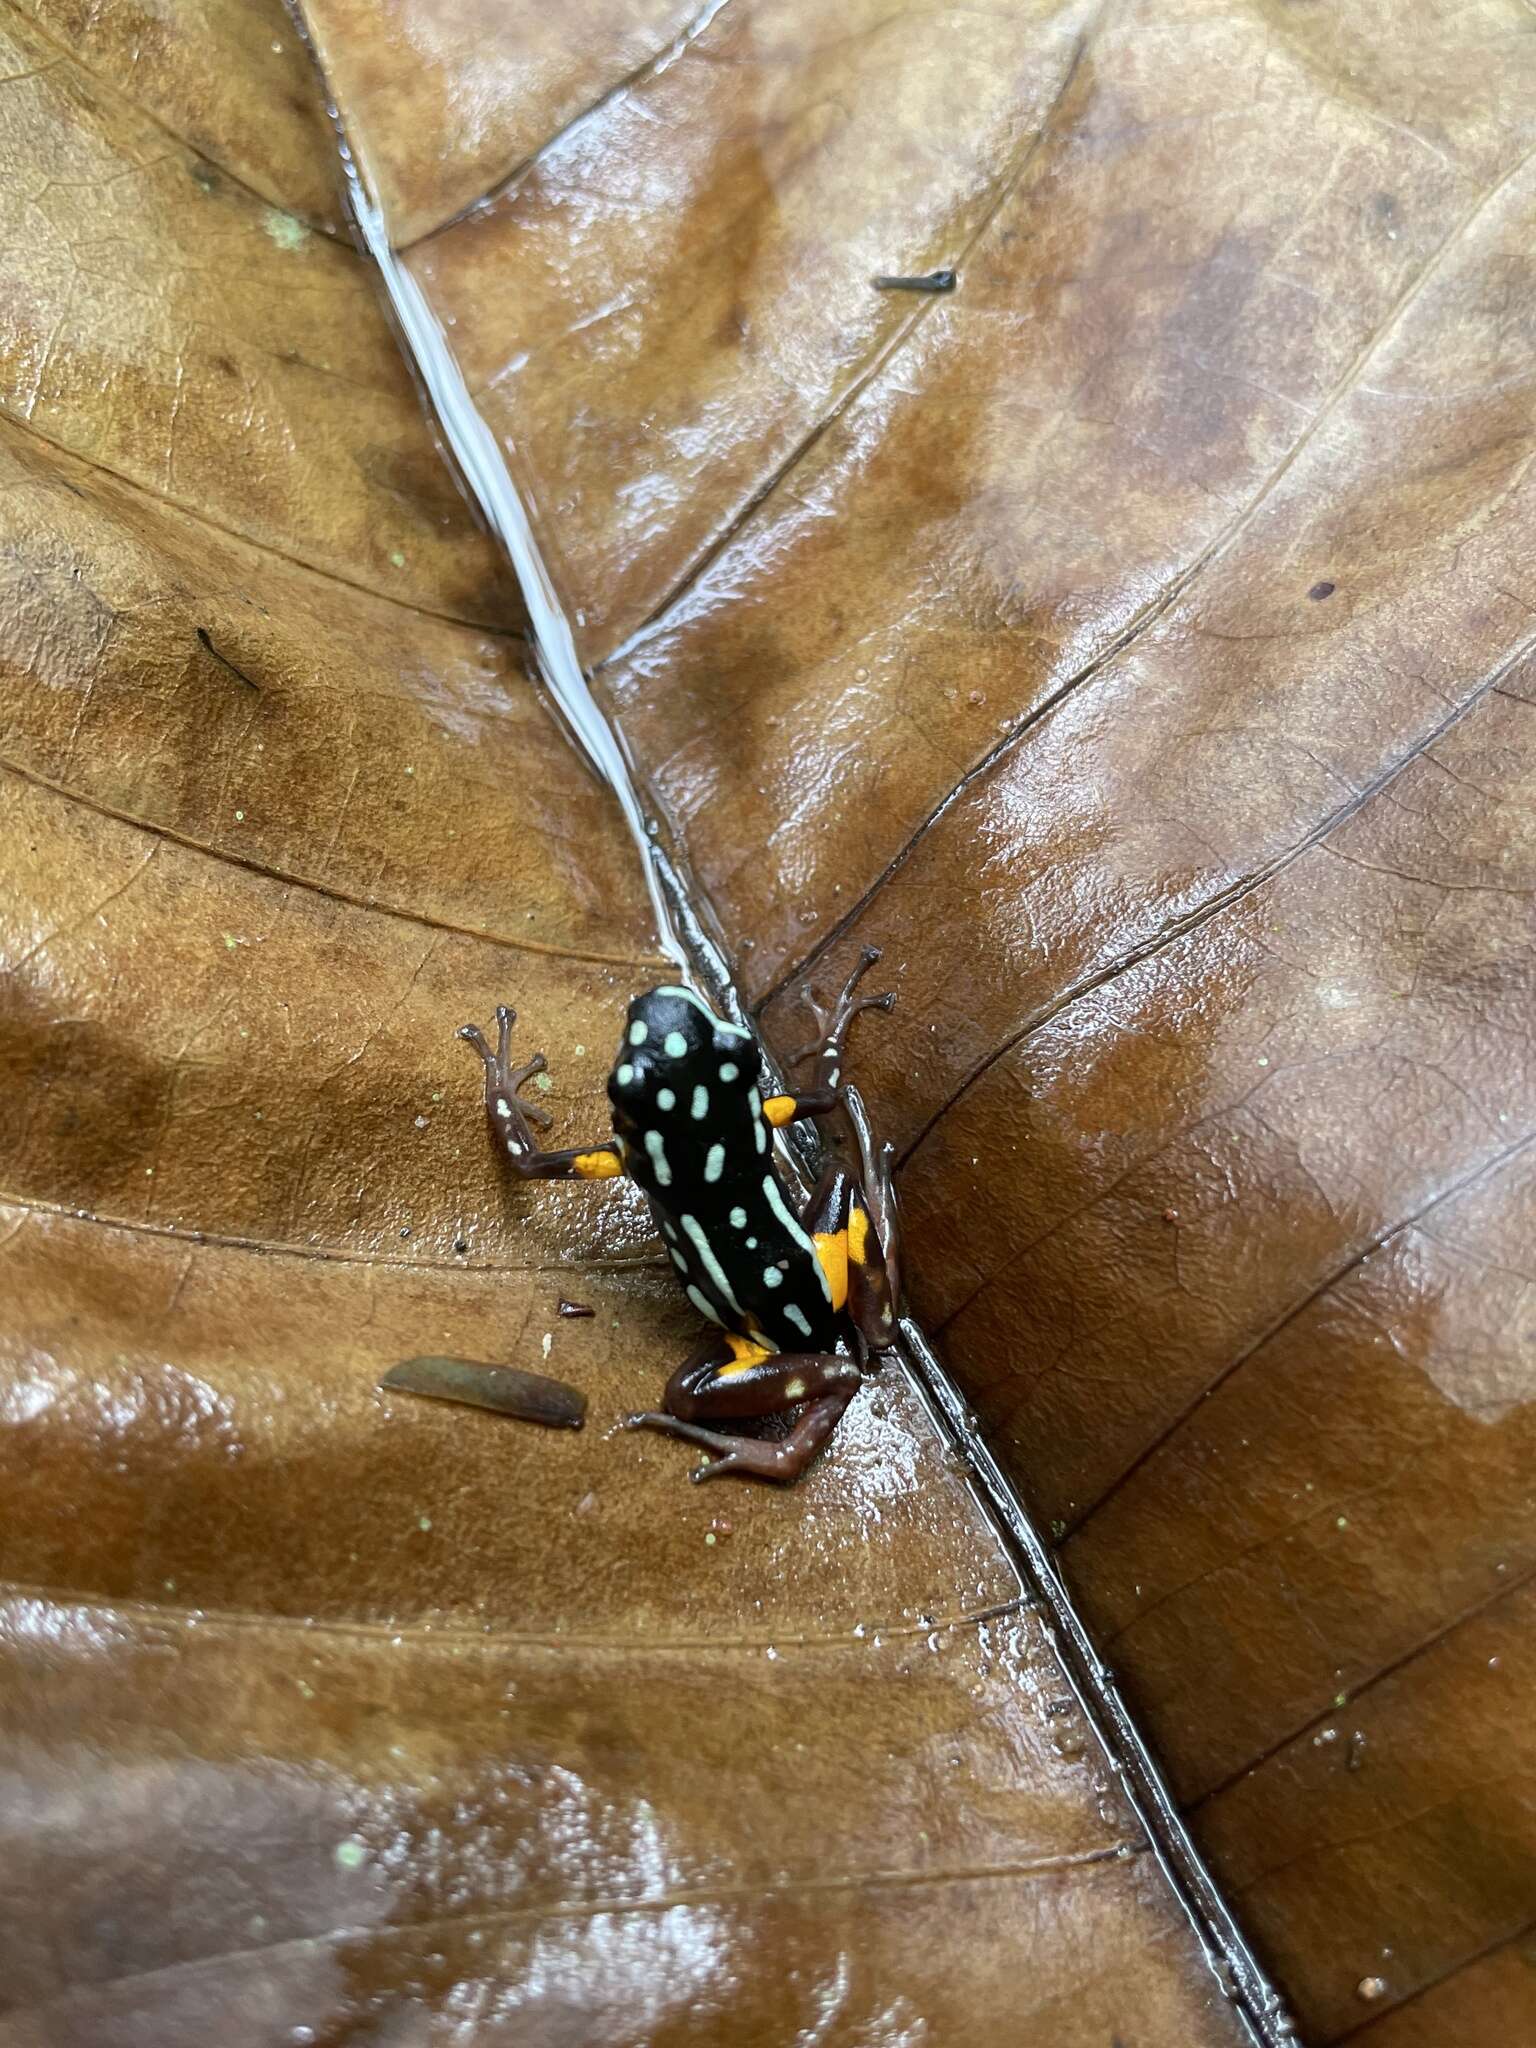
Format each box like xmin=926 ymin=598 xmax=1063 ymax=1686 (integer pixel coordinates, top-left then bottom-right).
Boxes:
xmin=4 ymin=0 xmax=1533 ymax=2042
xmin=0 ymin=2 xmax=1247 ymax=2042
xmin=331 ymin=0 xmax=1535 ymax=2040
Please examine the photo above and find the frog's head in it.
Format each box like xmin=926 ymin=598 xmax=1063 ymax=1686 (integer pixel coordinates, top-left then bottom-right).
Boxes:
xmin=607 ymin=984 xmax=755 ymax=1139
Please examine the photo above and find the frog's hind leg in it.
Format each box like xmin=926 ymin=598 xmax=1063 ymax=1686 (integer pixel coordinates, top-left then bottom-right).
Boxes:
xmin=840 ymin=1084 xmax=902 ymax=1354
xmin=799 ymin=1127 xmax=901 ymax=1360
xmin=624 ymin=1331 xmax=861 ymax=1484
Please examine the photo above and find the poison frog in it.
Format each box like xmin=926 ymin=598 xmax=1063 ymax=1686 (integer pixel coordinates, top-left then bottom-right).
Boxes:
xmin=457 ymin=950 xmax=901 ymax=1483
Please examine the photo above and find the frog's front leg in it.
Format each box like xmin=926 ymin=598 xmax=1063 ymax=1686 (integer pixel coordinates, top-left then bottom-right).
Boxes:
xmin=458 ymin=1005 xmax=623 ymax=1181
xmin=624 ymin=1334 xmax=862 ymax=1484
xmin=761 ymin=945 xmax=896 ymax=1126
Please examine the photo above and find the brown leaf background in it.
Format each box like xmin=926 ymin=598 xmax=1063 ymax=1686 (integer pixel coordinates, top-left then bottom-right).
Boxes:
xmin=3 ymin=0 xmax=1534 ymax=2042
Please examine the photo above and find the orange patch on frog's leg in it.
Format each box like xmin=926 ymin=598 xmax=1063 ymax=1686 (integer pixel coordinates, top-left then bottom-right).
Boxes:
xmin=573 ymin=1149 xmax=624 ymax=1179
xmin=847 ymin=1201 xmax=872 ymax=1266
xmin=814 ymin=1228 xmax=849 ymax=1313
xmin=846 ymin=1196 xmax=897 ymax=1352
xmin=717 ymin=1332 xmax=775 ymax=1378
xmin=763 ymin=1094 xmax=797 ymax=1127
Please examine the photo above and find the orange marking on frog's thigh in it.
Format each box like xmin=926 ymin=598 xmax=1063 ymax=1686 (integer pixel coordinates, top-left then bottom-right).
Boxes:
xmin=815 ymin=1228 xmax=849 ymax=1312
xmin=763 ymin=1094 xmax=797 ymax=1127
xmin=847 ymin=1202 xmax=871 ymax=1266
xmin=718 ymin=1333 xmax=774 ymax=1378
xmin=574 ymin=1149 xmax=623 ymax=1179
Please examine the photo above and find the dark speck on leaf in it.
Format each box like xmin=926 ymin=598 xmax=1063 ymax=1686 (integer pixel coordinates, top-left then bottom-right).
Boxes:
xmin=1308 ymin=581 xmax=1336 ymax=601
xmin=873 ymin=267 xmax=956 ymax=293
xmin=196 ymin=628 xmax=261 ymax=691
xmin=452 ymin=1237 xmax=469 ymax=1256
xmin=558 ymin=1298 xmax=594 ymax=1319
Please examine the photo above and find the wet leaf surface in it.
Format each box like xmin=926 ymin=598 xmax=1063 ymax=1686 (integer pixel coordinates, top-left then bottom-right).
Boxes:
xmin=3 ymin=0 xmax=1533 ymax=2041
xmin=0 ymin=2 xmax=1244 ymax=2042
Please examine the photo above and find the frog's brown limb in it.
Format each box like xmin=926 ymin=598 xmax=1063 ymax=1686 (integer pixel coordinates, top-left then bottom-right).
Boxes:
xmin=624 ymin=1331 xmax=862 ymax=1484
xmin=845 ymin=1180 xmax=899 ymax=1357
xmin=782 ymin=946 xmax=896 ymax=1105
xmin=458 ymin=1005 xmax=622 ymax=1180
xmin=759 ymin=1108 xmax=900 ymax=1361
xmin=840 ymin=1083 xmax=902 ymax=1348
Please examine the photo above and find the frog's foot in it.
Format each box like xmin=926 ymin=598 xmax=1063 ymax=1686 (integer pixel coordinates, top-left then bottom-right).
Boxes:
xmin=623 ymin=1390 xmax=853 ymax=1485
xmin=457 ymin=1004 xmax=554 ymax=1134
xmin=788 ymin=946 xmax=895 ymax=1089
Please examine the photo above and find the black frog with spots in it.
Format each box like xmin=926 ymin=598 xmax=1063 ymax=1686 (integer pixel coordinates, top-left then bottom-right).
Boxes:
xmin=458 ymin=955 xmax=901 ymax=1483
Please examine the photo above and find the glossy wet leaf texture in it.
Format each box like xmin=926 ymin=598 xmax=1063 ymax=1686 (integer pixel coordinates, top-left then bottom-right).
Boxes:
xmin=2 ymin=0 xmax=1533 ymax=2043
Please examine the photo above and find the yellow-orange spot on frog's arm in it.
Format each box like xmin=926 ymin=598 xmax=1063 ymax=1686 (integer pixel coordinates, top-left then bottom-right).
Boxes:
xmin=764 ymin=1094 xmax=797 ymax=1127
xmin=814 ymin=1228 xmax=849 ymax=1312
xmin=573 ymin=1149 xmax=623 ymax=1179
xmin=719 ymin=1332 xmax=774 ymax=1378
xmin=847 ymin=1203 xmax=871 ymax=1267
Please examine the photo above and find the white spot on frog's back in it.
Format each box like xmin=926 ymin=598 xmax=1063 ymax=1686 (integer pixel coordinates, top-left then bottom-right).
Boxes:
xmin=691 ymin=1084 xmax=709 ymax=1121
xmin=644 ymin=1129 xmax=671 ymax=1186
xmin=681 ymin=1214 xmax=743 ymax=1316
xmin=495 ymin=1098 xmax=511 ymax=1118
xmin=653 ymin=985 xmax=751 ymax=1041
xmin=686 ymin=1283 xmax=722 ymax=1325
xmin=762 ymin=1172 xmax=827 ymax=1297
xmin=657 ymin=1087 xmax=675 ymax=1111
xmin=762 ymin=1266 xmax=783 ymax=1288
xmin=616 ymin=1064 xmax=634 ymax=1087
xmin=663 ymin=1031 xmax=688 ymax=1060
xmin=785 ymin=1306 xmax=813 ymax=1339
xmin=729 ymin=1206 xmax=747 ymax=1228
xmin=748 ymin=1088 xmax=768 ymax=1153
xmin=705 ymin=1144 xmax=725 ymax=1183
xmin=629 ymin=1019 xmax=649 ymax=1044
xmin=719 ymin=1063 xmax=739 ymax=1082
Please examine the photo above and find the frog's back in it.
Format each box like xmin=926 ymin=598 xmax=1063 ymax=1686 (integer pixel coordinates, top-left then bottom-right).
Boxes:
xmin=608 ymin=986 xmax=841 ymax=1352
